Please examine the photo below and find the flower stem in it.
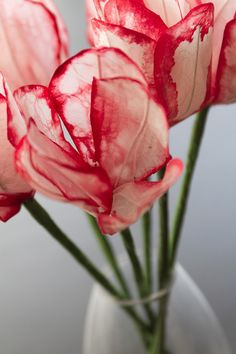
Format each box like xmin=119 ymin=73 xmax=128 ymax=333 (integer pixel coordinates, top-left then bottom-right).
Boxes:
xmin=120 ymin=228 xmax=145 ymax=291
xmin=142 ymin=211 xmax=152 ymax=293
xmin=151 ymin=107 xmax=210 ymax=353
xmin=149 ymin=296 xmax=169 ymax=354
xmin=120 ymin=228 xmax=155 ymax=326
xmin=87 ymin=214 xmax=130 ymax=297
xmin=158 ymin=190 xmax=169 ymax=288
xmin=151 ymin=168 xmax=170 ymax=354
xmin=23 ymin=198 xmax=149 ymax=335
xmin=24 ymin=199 xmax=123 ymax=297
xmin=169 ymin=107 xmax=210 ymax=268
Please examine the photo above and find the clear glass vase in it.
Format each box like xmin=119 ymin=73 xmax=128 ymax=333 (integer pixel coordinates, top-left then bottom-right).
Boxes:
xmin=83 ymin=260 xmax=232 ymax=354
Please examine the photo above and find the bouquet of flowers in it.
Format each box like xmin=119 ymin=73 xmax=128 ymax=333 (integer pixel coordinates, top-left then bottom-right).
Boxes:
xmin=0 ymin=0 xmax=235 ymax=353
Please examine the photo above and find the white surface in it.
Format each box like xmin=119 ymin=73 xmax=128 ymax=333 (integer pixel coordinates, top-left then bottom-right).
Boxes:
xmin=0 ymin=1 xmax=235 ymax=353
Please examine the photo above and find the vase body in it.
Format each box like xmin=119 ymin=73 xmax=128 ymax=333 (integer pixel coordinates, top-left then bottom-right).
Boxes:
xmin=83 ymin=264 xmax=232 ymax=354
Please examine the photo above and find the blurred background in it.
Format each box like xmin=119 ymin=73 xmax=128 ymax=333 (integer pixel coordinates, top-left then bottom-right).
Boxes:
xmin=0 ymin=1 xmax=235 ymax=353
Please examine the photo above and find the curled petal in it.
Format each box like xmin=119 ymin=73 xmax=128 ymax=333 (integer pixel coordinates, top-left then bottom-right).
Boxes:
xmin=92 ymin=19 xmax=156 ymax=89
xmin=14 ymin=85 xmax=76 ymax=156
xmin=0 ymin=0 xmax=68 ymax=89
xmin=0 ymin=192 xmax=34 ymax=221
xmin=104 ymin=0 xmax=166 ymax=41
xmin=49 ymin=48 xmax=146 ymax=165
xmin=98 ymin=159 xmax=183 ymax=235
xmin=16 ymin=138 xmax=69 ymax=202
xmin=16 ymin=122 xmax=112 ymax=213
xmin=215 ymin=17 xmax=236 ymax=104
xmin=30 ymin=152 xmax=112 ymax=213
xmin=93 ymin=0 xmax=110 ymax=19
xmin=0 ymin=204 xmax=21 ymax=222
xmin=91 ymin=77 xmax=170 ymax=187
xmin=154 ymin=4 xmax=214 ymax=125
xmin=1 ymin=75 xmax=27 ymax=147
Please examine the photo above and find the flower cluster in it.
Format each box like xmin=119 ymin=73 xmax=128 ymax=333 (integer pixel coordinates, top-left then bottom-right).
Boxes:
xmin=4 ymin=48 xmax=182 ymax=234
xmin=87 ymin=0 xmax=236 ymax=124
xmin=0 ymin=0 xmax=235 ymax=234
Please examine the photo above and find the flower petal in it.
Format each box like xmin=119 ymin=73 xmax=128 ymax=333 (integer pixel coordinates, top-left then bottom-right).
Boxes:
xmin=0 ymin=81 xmax=31 ymax=196
xmin=30 ymin=152 xmax=112 ymax=213
xmin=49 ymin=48 xmax=146 ymax=165
xmin=154 ymin=4 xmax=213 ymax=125
xmin=98 ymin=159 xmax=183 ymax=235
xmin=91 ymin=77 xmax=170 ymax=188
xmin=104 ymin=0 xmax=166 ymax=41
xmin=0 ymin=204 xmax=21 ymax=222
xmin=33 ymin=0 xmax=69 ymax=59
xmin=86 ymin=0 xmax=100 ymax=43
xmin=16 ymin=138 xmax=69 ymax=202
xmin=215 ymin=16 xmax=236 ymax=104
xmin=200 ymin=0 xmax=235 ymax=21
xmin=92 ymin=19 xmax=156 ymax=90
xmin=210 ymin=0 xmax=236 ymax=79
xmin=0 ymin=76 xmax=33 ymax=221
xmin=2 ymin=76 xmax=27 ymax=147
xmin=93 ymin=0 xmax=110 ymax=19
xmin=16 ymin=121 xmax=112 ymax=213
xmin=141 ymin=0 xmax=195 ymax=26
xmin=0 ymin=192 xmax=34 ymax=222
xmin=0 ymin=0 xmax=68 ymax=89
xmin=14 ymin=85 xmax=76 ymax=156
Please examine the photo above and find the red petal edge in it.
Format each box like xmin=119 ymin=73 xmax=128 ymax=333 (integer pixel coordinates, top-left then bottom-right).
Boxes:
xmin=98 ymin=159 xmax=183 ymax=235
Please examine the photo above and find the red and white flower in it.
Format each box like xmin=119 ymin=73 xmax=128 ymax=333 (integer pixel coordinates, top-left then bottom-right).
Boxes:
xmin=0 ymin=0 xmax=69 ymax=221
xmin=8 ymin=48 xmax=183 ymax=234
xmin=87 ymin=0 xmax=236 ymax=125
xmin=0 ymin=75 xmax=33 ymax=221
xmin=0 ymin=0 xmax=69 ymax=89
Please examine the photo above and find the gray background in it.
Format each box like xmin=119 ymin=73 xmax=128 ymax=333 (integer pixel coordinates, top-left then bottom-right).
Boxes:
xmin=0 ymin=1 xmax=235 ymax=353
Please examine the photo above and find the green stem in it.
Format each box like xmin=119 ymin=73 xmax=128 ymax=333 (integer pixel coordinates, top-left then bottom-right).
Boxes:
xmin=152 ymin=168 xmax=170 ymax=354
xmin=121 ymin=228 xmax=155 ymax=325
xmin=158 ymin=190 xmax=169 ymax=288
xmin=169 ymin=107 xmax=210 ymax=268
xmin=24 ymin=199 xmax=122 ymax=297
xmin=120 ymin=228 xmax=145 ymax=293
xmin=87 ymin=214 xmax=130 ymax=297
xmin=151 ymin=108 xmax=210 ymax=353
xmin=142 ymin=211 xmax=152 ymax=293
xmin=149 ymin=296 xmax=169 ymax=354
xmin=23 ymin=198 xmax=149 ymax=336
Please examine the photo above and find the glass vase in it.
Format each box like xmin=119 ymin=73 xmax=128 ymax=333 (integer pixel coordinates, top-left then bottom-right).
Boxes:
xmin=83 ymin=261 xmax=232 ymax=354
